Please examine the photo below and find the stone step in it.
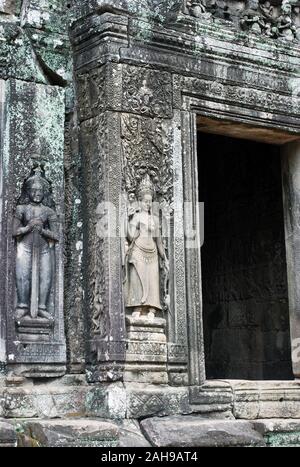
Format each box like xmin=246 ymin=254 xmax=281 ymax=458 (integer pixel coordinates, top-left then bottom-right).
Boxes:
xmin=1 ymin=418 xmax=150 ymax=448
xmin=3 ymin=416 xmax=300 ymax=446
xmin=140 ymin=416 xmax=266 ymax=447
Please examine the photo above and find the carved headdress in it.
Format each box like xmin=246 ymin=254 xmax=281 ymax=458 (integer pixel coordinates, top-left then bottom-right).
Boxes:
xmin=137 ymin=174 xmax=155 ymax=200
xmin=25 ymin=166 xmax=50 ymax=191
xmin=19 ymin=165 xmax=55 ymax=208
xmin=281 ymin=0 xmax=293 ymax=13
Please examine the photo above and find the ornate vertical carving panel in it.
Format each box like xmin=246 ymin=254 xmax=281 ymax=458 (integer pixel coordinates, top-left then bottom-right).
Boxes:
xmin=181 ymin=108 xmax=205 ymax=389
xmin=80 ymin=111 xmax=126 ymax=382
xmin=64 ymin=112 xmax=85 ymax=373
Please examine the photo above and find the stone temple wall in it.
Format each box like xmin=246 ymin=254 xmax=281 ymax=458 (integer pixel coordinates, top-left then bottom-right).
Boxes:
xmin=0 ymin=1 xmax=86 ymax=376
xmin=1 ymin=0 xmax=300 ymax=447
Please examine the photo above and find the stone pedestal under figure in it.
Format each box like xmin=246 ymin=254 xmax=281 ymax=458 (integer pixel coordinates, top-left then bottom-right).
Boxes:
xmin=13 ymin=166 xmax=58 ymax=323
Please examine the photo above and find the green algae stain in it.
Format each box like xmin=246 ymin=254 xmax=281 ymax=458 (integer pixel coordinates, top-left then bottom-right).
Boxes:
xmin=265 ymin=431 xmax=300 ymax=447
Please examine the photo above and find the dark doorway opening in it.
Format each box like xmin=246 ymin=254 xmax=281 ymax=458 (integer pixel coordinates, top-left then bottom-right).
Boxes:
xmin=198 ymin=132 xmax=293 ymax=380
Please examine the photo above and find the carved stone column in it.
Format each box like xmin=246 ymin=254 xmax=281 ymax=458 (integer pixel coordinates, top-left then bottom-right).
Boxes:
xmin=72 ymin=8 xmax=189 ymax=386
xmin=80 ymin=111 xmax=126 ymax=382
xmin=282 ymin=142 xmax=300 ymax=378
xmin=2 ymin=79 xmax=66 ymax=378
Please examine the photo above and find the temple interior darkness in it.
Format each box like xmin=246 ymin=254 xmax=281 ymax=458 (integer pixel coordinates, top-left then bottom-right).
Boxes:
xmin=198 ymin=133 xmax=293 ymax=380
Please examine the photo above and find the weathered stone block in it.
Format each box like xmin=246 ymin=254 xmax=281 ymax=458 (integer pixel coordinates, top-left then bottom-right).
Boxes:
xmin=21 ymin=0 xmax=70 ymax=33
xmin=0 ymin=375 xmax=89 ymax=419
xmin=140 ymin=416 xmax=266 ymax=447
xmin=21 ymin=419 xmax=119 ymax=447
xmin=0 ymin=25 xmax=48 ymax=83
xmin=232 ymin=380 xmax=300 ymax=419
xmin=74 ymin=0 xmax=182 ymax=23
xmin=85 ymin=383 xmax=127 ymax=420
xmin=8 ymin=417 xmax=152 ymax=447
xmin=0 ymin=420 xmax=17 ymax=447
xmin=253 ymin=419 xmax=300 ymax=447
xmin=119 ymin=420 xmax=151 ymax=447
xmin=126 ymin=383 xmax=190 ymax=418
xmin=189 ymin=380 xmax=234 ymax=417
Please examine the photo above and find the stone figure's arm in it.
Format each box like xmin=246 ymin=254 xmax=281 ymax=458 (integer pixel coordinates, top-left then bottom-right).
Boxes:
xmin=154 ymin=218 xmax=167 ymax=260
xmin=41 ymin=210 xmax=59 ymax=242
xmin=13 ymin=206 xmax=31 ymax=237
xmin=127 ymin=214 xmax=140 ymax=243
xmin=156 ymin=235 xmax=167 ymax=259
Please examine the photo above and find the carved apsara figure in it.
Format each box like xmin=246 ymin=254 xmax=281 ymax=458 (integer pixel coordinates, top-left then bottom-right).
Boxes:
xmin=186 ymin=0 xmax=207 ymax=17
xmin=124 ymin=175 xmax=169 ymax=316
xmin=260 ymin=0 xmax=274 ymax=21
xmin=259 ymin=1 xmax=277 ymax=37
xmin=13 ymin=166 xmax=58 ymax=321
xmin=277 ymin=0 xmax=296 ymax=41
xmin=240 ymin=0 xmax=266 ymax=34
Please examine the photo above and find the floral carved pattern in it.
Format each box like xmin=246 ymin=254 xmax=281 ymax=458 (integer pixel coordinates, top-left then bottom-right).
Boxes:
xmin=122 ymin=66 xmax=173 ymax=118
xmin=77 ymin=67 xmax=106 ymax=121
xmin=121 ymin=114 xmax=174 ymax=205
xmin=82 ymin=116 xmax=108 ymax=338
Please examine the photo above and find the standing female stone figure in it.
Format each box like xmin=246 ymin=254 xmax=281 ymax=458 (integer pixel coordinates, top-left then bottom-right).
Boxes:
xmin=124 ymin=174 xmax=169 ymax=316
xmin=13 ymin=166 xmax=58 ymax=321
xmin=277 ymin=0 xmax=296 ymax=40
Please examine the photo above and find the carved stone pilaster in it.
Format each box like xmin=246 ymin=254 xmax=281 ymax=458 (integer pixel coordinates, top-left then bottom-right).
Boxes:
xmin=75 ymin=52 xmax=189 ymax=384
xmin=120 ymin=109 xmax=188 ymax=384
xmin=2 ymin=79 xmax=66 ymax=378
xmin=80 ymin=112 xmax=126 ymax=382
xmin=0 ymin=79 xmax=6 ymax=370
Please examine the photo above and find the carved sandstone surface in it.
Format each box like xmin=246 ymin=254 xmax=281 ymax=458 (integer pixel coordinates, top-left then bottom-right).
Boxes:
xmin=0 ymin=0 xmax=300 ymax=449
xmin=74 ymin=0 xmax=183 ymax=23
xmin=73 ymin=0 xmax=300 ymax=41
xmin=140 ymin=417 xmax=266 ymax=447
xmin=124 ymin=174 xmax=166 ymax=313
xmin=1 ymin=79 xmax=66 ymax=376
xmin=182 ymin=0 xmax=300 ymax=41
xmin=0 ymin=420 xmax=17 ymax=447
xmin=13 ymin=167 xmax=59 ymax=324
xmin=0 ymin=0 xmax=72 ymax=84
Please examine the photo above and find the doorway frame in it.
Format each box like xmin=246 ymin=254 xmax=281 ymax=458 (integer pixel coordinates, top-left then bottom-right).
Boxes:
xmin=179 ymin=91 xmax=300 ymax=402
